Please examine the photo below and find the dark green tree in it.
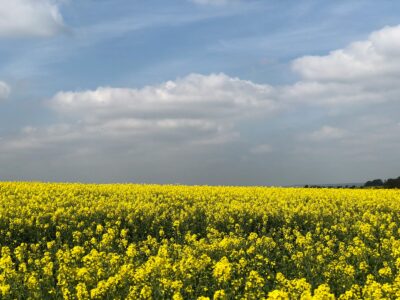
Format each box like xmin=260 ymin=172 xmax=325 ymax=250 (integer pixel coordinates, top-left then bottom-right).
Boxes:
xmin=384 ymin=177 xmax=400 ymax=189
xmin=364 ymin=179 xmax=384 ymax=187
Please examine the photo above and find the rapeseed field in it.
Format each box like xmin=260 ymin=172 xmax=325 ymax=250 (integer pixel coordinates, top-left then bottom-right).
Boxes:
xmin=0 ymin=182 xmax=399 ymax=299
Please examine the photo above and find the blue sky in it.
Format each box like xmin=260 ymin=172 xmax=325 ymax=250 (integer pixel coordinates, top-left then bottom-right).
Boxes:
xmin=1 ymin=0 xmax=400 ymax=185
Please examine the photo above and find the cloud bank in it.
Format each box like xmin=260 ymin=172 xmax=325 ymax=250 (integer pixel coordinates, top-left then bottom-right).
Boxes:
xmin=2 ymin=24 xmax=400 ymax=184
xmin=0 ymin=0 xmax=65 ymax=37
xmin=1 ymin=73 xmax=277 ymax=156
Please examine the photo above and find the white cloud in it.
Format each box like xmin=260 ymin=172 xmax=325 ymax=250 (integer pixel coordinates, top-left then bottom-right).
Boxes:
xmin=0 ymin=81 xmax=10 ymax=100
xmin=292 ymin=25 xmax=400 ymax=81
xmin=286 ymin=25 xmax=400 ymax=107
xmin=0 ymin=0 xmax=65 ymax=38
xmin=50 ymin=74 xmax=274 ymax=121
xmin=50 ymin=73 xmax=276 ymax=120
xmin=2 ymin=73 xmax=277 ymax=153
xmin=0 ymin=73 xmax=280 ymax=184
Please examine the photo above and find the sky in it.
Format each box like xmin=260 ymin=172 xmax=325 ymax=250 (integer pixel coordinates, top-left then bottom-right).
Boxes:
xmin=1 ymin=0 xmax=400 ymax=186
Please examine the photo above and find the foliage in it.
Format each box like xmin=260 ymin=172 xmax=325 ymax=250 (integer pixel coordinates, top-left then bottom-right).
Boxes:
xmin=364 ymin=177 xmax=400 ymax=188
xmin=384 ymin=177 xmax=400 ymax=189
xmin=364 ymin=179 xmax=384 ymax=187
xmin=0 ymin=182 xmax=400 ymax=299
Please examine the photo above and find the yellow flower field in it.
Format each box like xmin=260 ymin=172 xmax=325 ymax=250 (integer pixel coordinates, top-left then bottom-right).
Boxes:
xmin=0 ymin=182 xmax=400 ymax=299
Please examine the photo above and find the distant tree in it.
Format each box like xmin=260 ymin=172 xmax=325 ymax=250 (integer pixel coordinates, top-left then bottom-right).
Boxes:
xmin=364 ymin=179 xmax=384 ymax=187
xmin=384 ymin=177 xmax=400 ymax=189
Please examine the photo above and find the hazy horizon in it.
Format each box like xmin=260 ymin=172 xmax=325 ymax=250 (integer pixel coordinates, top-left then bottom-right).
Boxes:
xmin=1 ymin=0 xmax=400 ymax=185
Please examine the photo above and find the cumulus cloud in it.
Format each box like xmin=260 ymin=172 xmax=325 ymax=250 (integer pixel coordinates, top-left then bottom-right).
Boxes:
xmin=2 ymin=73 xmax=277 ymax=154
xmin=0 ymin=81 xmax=10 ymax=100
xmin=5 ymin=25 xmax=400 ymax=154
xmin=286 ymin=25 xmax=400 ymax=107
xmin=292 ymin=25 xmax=400 ymax=81
xmin=0 ymin=0 xmax=65 ymax=37
xmin=3 ymin=24 xmax=400 ymax=184
xmin=51 ymin=73 xmax=276 ymax=121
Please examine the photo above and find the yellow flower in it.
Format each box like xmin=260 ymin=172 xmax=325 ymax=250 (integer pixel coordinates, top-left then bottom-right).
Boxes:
xmin=213 ymin=257 xmax=232 ymax=283
xmin=76 ymin=283 xmax=89 ymax=300
xmin=313 ymin=284 xmax=335 ymax=300
xmin=267 ymin=289 xmax=289 ymax=300
xmin=213 ymin=289 xmax=227 ymax=300
xmin=140 ymin=285 xmax=152 ymax=299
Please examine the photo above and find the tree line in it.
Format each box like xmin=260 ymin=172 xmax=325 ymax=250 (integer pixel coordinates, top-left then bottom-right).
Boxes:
xmin=302 ymin=176 xmax=400 ymax=189
xmin=364 ymin=176 xmax=400 ymax=189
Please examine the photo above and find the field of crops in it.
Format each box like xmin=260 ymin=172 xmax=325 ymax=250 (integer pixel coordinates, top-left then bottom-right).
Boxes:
xmin=0 ymin=183 xmax=400 ymax=299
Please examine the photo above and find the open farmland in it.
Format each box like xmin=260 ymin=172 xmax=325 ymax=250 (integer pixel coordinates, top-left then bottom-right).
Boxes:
xmin=0 ymin=183 xmax=400 ymax=299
